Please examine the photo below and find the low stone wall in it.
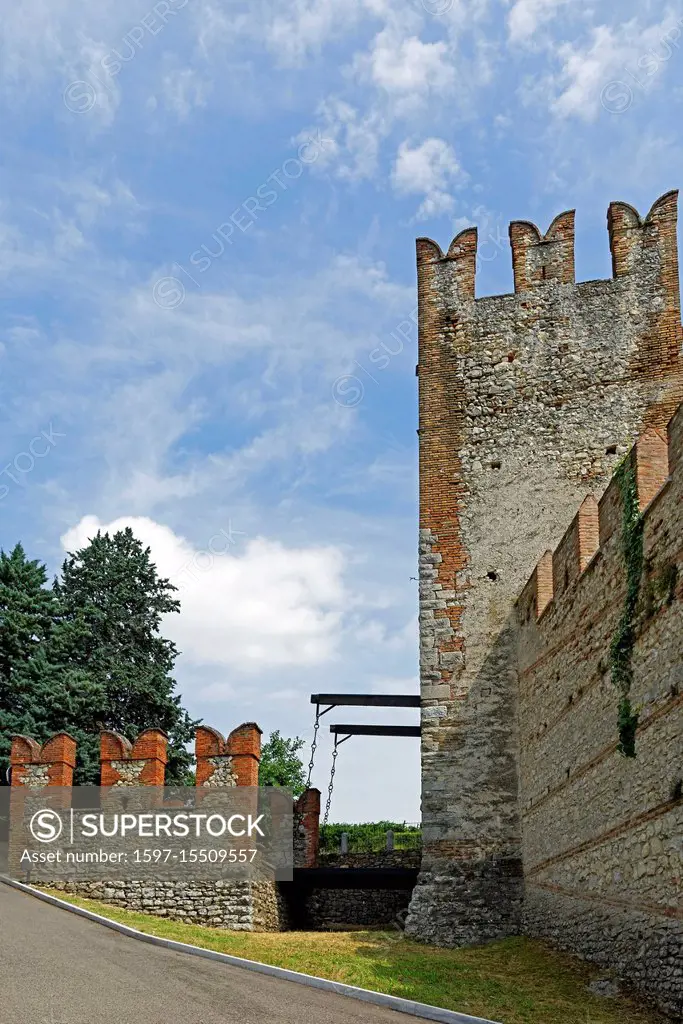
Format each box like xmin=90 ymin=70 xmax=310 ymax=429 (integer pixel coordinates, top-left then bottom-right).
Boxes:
xmin=318 ymin=850 xmax=421 ymax=870
xmin=50 ymin=879 xmax=287 ymax=932
xmin=300 ymin=887 xmax=410 ymax=928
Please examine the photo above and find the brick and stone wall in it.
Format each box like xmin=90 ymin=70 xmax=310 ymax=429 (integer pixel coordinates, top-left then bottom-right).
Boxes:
xmin=407 ymin=190 xmax=683 ymax=948
xmin=10 ymin=733 xmax=76 ymax=788
xmin=10 ymin=722 xmax=289 ymax=932
xmin=516 ymin=407 xmax=682 ymax=1016
xmin=100 ymin=729 xmax=167 ymax=787
xmin=195 ymin=723 xmax=262 ymax=788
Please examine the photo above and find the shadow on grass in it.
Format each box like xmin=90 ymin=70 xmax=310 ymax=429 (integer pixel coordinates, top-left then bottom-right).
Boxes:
xmin=349 ymin=932 xmax=667 ymax=1024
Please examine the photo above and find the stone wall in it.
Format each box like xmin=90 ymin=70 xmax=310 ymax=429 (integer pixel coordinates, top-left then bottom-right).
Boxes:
xmin=51 ymin=879 xmax=287 ymax=931
xmin=318 ymin=850 xmax=421 ymax=870
xmin=298 ymin=887 xmax=411 ymax=928
xmin=9 ymin=724 xmax=290 ymax=933
xmin=407 ymin=190 xmax=683 ymax=947
xmin=303 ymin=850 xmax=418 ymax=927
xmin=516 ymin=406 xmax=683 ymax=1016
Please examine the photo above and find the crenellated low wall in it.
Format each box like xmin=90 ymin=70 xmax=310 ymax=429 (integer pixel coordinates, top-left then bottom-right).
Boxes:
xmin=516 ymin=406 xmax=683 ymax=1016
xmin=8 ymin=722 xmax=295 ymax=933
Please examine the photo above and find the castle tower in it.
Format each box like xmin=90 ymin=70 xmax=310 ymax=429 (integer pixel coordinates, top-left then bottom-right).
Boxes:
xmin=405 ymin=191 xmax=683 ymax=945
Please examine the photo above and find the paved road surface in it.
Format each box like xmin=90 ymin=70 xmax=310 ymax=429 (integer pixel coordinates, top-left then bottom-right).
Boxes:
xmin=0 ymin=883 xmax=406 ymax=1024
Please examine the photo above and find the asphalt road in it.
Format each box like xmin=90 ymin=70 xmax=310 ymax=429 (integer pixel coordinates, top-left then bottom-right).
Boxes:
xmin=0 ymin=883 xmax=406 ymax=1024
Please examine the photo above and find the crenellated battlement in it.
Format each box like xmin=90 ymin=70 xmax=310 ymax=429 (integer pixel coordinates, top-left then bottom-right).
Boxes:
xmin=516 ymin=409 xmax=678 ymax=632
xmin=195 ymin=722 xmax=262 ymax=787
xmin=10 ymin=733 xmax=76 ymax=787
xmin=100 ymin=728 xmax=169 ymax=786
xmin=509 ymin=209 xmax=576 ymax=291
xmin=417 ymin=190 xmax=681 ymax=306
xmin=6 ymin=725 xmax=318 ymax=935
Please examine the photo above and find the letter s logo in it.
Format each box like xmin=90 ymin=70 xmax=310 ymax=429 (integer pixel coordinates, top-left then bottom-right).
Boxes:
xmin=29 ymin=809 xmax=64 ymax=843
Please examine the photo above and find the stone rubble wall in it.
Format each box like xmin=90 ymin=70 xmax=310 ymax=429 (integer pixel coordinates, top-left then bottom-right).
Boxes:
xmin=516 ymin=405 xmax=683 ymax=1016
xmin=298 ymin=887 xmax=411 ymax=928
xmin=50 ymin=879 xmax=287 ymax=931
xmin=52 ymin=876 xmax=410 ymax=933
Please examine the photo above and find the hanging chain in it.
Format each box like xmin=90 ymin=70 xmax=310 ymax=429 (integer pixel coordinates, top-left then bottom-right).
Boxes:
xmin=323 ymin=740 xmax=339 ymax=826
xmin=305 ymin=705 xmax=321 ymax=790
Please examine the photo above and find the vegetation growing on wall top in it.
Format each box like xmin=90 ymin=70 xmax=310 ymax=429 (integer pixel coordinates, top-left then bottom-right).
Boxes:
xmin=609 ymin=463 xmax=644 ymax=758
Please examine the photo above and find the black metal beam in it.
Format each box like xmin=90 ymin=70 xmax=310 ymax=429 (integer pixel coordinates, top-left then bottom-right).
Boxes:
xmin=311 ymin=693 xmax=420 ymax=708
xmin=330 ymin=724 xmax=421 ymax=738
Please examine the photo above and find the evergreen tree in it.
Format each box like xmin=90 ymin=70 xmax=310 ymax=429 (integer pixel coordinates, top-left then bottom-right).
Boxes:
xmin=49 ymin=528 xmax=198 ymax=784
xmin=0 ymin=544 xmax=61 ymax=782
xmin=258 ymin=730 xmax=306 ymax=795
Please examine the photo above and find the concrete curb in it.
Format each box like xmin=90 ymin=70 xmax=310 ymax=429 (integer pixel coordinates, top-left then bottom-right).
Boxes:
xmin=2 ymin=876 xmax=501 ymax=1024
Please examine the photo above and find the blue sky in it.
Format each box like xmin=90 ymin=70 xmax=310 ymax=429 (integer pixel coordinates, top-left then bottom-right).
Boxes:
xmin=1 ymin=0 xmax=681 ymax=821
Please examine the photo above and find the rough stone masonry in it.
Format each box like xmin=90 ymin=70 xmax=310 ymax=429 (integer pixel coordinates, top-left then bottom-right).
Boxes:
xmin=405 ymin=191 xmax=683 ymax=974
xmin=516 ymin=411 xmax=682 ymax=1016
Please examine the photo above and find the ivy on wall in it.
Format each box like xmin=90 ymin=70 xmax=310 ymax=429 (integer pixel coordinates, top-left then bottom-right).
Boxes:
xmin=609 ymin=461 xmax=644 ymax=758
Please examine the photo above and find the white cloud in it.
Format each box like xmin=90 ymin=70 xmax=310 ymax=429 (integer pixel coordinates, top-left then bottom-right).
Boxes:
xmin=0 ymin=172 xmax=140 ymax=279
xmin=391 ymin=137 xmax=466 ymax=218
xmin=370 ymin=674 xmax=418 ymax=694
xmin=355 ymin=30 xmax=455 ymax=100
xmin=300 ymin=98 xmax=387 ymax=180
xmin=508 ymin=0 xmax=567 ymax=44
xmin=192 ymin=0 xmax=390 ymax=70
xmin=550 ymin=13 xmax=683 ymax=120
xmin=264 ymin=0 xmax=369 ymax=68
xmin=60 ymin=514 xmax=348 ymax=673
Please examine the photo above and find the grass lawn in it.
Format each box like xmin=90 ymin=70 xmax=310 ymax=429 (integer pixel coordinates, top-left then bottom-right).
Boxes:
xmin=40 ymin=889 xmax=666 ymax=1024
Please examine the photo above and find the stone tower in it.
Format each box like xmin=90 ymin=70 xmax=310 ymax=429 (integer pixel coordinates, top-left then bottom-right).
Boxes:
xmin=405 ymin=191 xmax=683 ymax=945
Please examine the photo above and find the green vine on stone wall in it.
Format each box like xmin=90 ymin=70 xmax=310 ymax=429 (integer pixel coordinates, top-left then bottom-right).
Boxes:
xmin=609 ymin=461 xmax=644 ymax=758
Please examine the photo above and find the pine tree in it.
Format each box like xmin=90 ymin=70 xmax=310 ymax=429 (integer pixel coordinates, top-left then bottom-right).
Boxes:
xmin=49 ymin=528 xmax=198 ymax=784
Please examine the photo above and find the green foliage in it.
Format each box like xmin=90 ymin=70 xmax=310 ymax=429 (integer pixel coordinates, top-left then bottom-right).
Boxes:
xmin=0 ymin=545 xmax=97 ymax=782
xmin=258 ymin=730 xmax=306 ymax=796
xmin=0 ymin=530 xmax=198 ymax=785
xmin=609 ymin=463 xmax=644 ymax=758
xmin=643 ymin=561 xmax=678 ymax=618
xmin=50 ymin=528 xmax=198 ymax=783
xmin=319 ymin=820 xmax=421 ymax=852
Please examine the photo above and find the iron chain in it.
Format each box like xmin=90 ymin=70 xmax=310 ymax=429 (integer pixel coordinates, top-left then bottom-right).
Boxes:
xmin=305 ymin=706 xmax=320 ymax=790
xmin=323 ymin=741 xmax=339 ymax=825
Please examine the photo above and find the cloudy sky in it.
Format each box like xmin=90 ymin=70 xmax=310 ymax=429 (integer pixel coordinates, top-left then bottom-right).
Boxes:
xmin=0 ymin=0 xmax=680 ymax=821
